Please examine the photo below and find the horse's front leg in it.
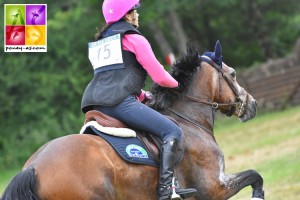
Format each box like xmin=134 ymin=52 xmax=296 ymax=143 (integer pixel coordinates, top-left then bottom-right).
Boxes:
xmin=221 ymin=169 xmax=264 ymax=200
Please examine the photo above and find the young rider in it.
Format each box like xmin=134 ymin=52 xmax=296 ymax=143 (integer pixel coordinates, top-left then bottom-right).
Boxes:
xmin=81 ymin=0 xmax=197 ymax=199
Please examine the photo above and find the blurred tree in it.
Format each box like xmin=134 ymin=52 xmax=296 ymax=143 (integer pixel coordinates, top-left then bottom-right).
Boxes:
xmin=147 ymin=22 xmax=174 ymax=64
xmin=0 ymin=0 xmax=99 ymax=169
xmin=244 ymin=0 xmax=275 ymax=59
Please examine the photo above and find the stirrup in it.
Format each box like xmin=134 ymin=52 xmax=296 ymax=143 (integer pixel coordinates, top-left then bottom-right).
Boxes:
xmin=158 ymin=178 xmax=197 ymax=200
xmin=171 ymin=177 xmax=183 ymax=200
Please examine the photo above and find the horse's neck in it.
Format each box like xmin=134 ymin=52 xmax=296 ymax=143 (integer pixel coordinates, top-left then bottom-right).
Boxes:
xmin=170 ymin=98 xmax=215 ymax=135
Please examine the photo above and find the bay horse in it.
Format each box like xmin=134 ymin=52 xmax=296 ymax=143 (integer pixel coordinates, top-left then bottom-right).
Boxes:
xmin=1 ymin=41 xmax=264 ymax=200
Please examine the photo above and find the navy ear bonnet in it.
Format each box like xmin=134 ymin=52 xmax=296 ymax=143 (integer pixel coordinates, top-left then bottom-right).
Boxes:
xmin=202 ymin=40 xmax=223 ymax=67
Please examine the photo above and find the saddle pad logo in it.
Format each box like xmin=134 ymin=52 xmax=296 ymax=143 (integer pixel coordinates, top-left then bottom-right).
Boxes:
xmin=125 ymin=144 xmax=148 ymax=158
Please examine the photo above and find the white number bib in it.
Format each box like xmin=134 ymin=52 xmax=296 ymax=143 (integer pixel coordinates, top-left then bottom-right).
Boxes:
xmin=88 ymin=34 xmax=123 ymax=70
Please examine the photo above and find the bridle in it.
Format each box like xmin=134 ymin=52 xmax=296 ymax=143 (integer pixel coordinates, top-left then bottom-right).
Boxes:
xmin=167 ymin=55 xmax=248 ymax=133
xmin=187 ymin=55 xmax=248 ymax=117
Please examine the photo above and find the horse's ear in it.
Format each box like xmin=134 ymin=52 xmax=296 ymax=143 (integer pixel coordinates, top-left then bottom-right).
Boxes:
xmin=202 ymin=40 xmax=222 ymax=66
xmin=214 ymin=40 xmax=222 ymax=60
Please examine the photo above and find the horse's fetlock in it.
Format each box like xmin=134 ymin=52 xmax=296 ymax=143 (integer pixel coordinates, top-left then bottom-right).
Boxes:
xmin=252 ymin=187 xmax=264 ymax=199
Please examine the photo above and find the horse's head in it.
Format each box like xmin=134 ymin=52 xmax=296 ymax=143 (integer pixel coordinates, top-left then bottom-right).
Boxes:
xmin=151 ymin=41 xmax=257 ymax=122
xmin=197 ymin=41 xmax=257 ymax=122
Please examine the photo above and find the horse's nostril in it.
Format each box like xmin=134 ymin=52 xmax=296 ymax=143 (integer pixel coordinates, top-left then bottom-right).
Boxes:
xmin=254 ymin=101 xmax=257 ymax=106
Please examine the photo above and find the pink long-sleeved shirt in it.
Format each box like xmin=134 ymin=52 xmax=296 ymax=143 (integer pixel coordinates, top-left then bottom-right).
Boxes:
xmin=122 ymin=34 xmax=178 ymax=88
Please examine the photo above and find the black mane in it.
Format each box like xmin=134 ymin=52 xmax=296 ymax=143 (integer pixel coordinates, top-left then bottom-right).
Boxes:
xmin=150 ymin=43 xmax=201 ymax=110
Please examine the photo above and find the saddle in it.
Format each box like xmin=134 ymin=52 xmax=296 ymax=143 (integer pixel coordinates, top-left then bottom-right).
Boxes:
xmin=84 ymin=110 xmax=127 ymax=128
xmin=84 ymin=110 xmax=162 ymax=162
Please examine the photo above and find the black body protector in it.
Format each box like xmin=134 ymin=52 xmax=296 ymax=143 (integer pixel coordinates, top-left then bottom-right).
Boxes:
xmin=81 ymin=21 xmax=147 ymax=113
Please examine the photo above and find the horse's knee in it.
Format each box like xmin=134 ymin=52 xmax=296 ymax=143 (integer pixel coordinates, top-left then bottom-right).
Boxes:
xmin=247 ymin=169 xmax=263 ymax=188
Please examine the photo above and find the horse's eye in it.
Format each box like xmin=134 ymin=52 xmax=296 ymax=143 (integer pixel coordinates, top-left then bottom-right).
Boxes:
xmin=230 ymin=70 xmax=236 ymax=79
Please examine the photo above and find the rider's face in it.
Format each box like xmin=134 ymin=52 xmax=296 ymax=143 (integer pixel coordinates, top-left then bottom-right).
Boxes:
xmin=126 ymin=10 xmax=139 ymax=28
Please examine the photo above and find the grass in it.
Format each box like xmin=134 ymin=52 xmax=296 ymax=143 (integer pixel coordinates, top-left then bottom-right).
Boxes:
xmin=1 ymin=106 xmax=300 ymax=199
xmin=214 ymin=106 xmax=300 ymax=199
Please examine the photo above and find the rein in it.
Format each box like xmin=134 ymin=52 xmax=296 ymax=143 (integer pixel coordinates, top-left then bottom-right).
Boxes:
xmin=167 ymin=107 xmax=214 ymax=135
xmin=184 ymin=95 xmax=239 ymax=109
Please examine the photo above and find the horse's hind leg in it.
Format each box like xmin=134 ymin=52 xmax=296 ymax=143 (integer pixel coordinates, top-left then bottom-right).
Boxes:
xmin=220 ymin=169 xmax=264 ymax=200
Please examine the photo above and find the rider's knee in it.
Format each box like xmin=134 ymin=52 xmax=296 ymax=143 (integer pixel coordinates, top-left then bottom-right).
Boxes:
xmin=165 ymin=125 xmax=182 ymax=143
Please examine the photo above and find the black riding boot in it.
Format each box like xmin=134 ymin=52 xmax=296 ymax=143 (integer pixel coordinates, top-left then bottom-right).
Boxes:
xmin=157 ymin=139 xmax=197 ymax=200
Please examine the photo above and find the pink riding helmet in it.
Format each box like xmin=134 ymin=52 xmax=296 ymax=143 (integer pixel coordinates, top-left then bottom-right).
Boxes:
xmin=102 ymin=0 xmax=140 ymax=24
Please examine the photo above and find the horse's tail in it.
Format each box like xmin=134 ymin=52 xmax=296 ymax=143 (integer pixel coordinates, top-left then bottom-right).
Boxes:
xmin=1 ymin=167 xmax=40 ymax=200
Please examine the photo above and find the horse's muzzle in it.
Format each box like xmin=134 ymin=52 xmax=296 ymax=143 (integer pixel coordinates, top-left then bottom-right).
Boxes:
xmin=236 ymin=92 xmax=257 ymax=122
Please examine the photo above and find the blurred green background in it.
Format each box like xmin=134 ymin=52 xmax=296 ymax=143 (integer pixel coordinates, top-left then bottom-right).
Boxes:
xmin=1 ymin=0 xmax=300 ymax=198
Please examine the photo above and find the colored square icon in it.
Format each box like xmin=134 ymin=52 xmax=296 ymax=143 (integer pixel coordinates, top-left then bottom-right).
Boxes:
xmin=26 ymin=5 xmax=46 ymax=25
xmin=4 ymin=4 xmax=47 ymax=52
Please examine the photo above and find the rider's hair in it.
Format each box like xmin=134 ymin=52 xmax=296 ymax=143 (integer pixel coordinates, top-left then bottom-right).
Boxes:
xmin=95 ymin=11 xmax=133 ymax=40
xmin=95 ymin=24 xmax=112 ymax=40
